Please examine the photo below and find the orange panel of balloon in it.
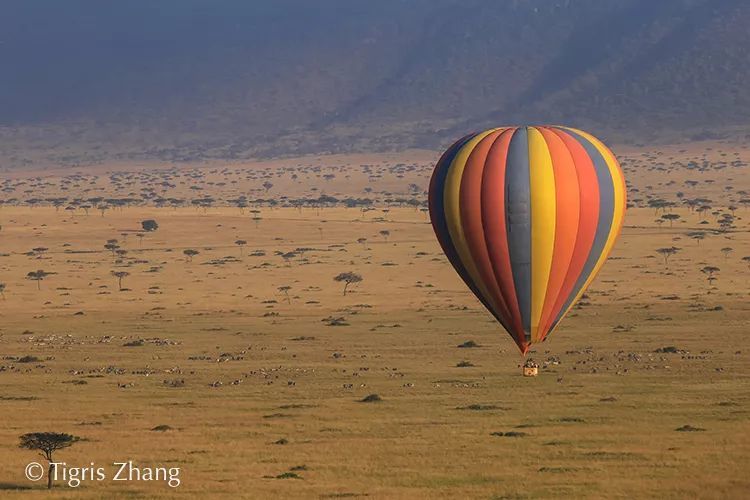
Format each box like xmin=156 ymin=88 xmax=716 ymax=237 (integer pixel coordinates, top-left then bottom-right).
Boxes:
xmin=428 ymin=126 xmax=626 ymax=355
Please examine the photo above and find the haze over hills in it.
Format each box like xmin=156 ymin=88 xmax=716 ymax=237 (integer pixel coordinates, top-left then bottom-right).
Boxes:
xmin=2 ymin=0 xmax=750 ymax=167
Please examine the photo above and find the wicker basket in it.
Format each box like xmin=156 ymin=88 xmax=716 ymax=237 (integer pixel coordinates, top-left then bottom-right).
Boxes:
xmin=523 ymin=366 xmax=539 ymax=377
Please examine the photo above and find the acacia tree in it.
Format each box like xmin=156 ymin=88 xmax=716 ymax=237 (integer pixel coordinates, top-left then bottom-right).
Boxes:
xmin=379 ymin=230 xmax=390 ymax=242
xmin=656 ymin=247 xmax=679 ymax=267
xmin=104 ymin=240 xmax=120 ymax=258
xmin=235 ymin=239 xmax=247 ymax=256
xmin=701 ymin=266 xmax=720 ymax=288
xmin=19 ymin=432 xmax=80 ymax=490
xmin=250 ymin=210 xmax=262 ymax=227
xmin=278 ymin=285 xmax=291 ymax=304
xmin=111 ymin=271 xmax=130 ymax=291
xmin=721 ymin=247 xmax=733 ymax=259
xmin=687 ymin=231 xmax=705 ymax=245
xmin=26 ymin=270 xmax=53 ymax=290
xmin=743 ymin=256 xmax=750 ymax=269
xmin=660 ymin=213 xmax=681 ymax=227
xmin=32 ymin=247 xmax=48 ymax=258
xmin=0 ymin=282 xmax=5 ymax=299
xmin=280 ymin=251 xmax=296 ymax=266
xmin=183 ymin=249 xmax=199 ymax=263
xmin=334 ymin=272 xmax=363 ymax=296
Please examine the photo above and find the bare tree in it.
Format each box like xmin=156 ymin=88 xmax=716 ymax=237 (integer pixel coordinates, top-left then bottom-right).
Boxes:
xmin=334 ymin=272 xmax=363 ymax=296
xmin=19 ymin=432 xmax=80 ymax=490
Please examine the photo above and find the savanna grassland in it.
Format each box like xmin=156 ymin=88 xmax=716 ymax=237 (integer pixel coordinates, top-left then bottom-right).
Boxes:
xmin=0 ymin=142 xmax=749 ymax=499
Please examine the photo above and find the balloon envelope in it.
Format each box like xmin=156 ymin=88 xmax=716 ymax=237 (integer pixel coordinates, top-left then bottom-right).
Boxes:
xmin=428 ymin=126 xmax=626 ymax=354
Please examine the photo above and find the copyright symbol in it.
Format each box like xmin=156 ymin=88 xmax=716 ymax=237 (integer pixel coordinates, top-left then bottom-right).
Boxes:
xmin=25 ymin=462 xmax=44 ymax=481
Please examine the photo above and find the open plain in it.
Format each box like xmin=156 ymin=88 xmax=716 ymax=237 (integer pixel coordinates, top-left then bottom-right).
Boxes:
xmin=0 ymin=142 xmax=749 ymax=498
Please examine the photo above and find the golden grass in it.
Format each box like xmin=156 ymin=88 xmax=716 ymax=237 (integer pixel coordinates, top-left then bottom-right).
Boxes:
xmin=0 ymin=146 xmax=748 ymax=498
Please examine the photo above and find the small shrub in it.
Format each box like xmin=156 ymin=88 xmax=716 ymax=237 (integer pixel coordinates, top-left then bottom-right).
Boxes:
xmin=276 ymin=472 xmax=301 ymax=479
xmin=457 ymin=340 xmax=479 ymax=348
xmin=675 ymin=425 xmax=705 ymax=432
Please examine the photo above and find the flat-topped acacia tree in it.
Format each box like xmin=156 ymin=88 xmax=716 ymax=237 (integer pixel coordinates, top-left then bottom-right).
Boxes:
xmin=661 ymin=213 xmax=681 ymax=227
xmin=235 ymin=239 xmax=247 ymax=256
xmin=656 ymin=247 xmax=680 ymax=267
xmin=111 ymin=271 xmax=130 ymax=291
xmin=334 ymin=272 xmax=363 ymax=296
xmin=183 ymin=249 xmax=199 ymax=263
xmin=104 ymin=239 xmax=120 ymax=257
xmin=19 ymin=432 xmax=80 ymax=490
xmin=701 ymin=266 xmax=720 ymax=288
xmin=26 ymin=270 xmax=54 ymax=290
xmin=278 ymin=285 xmax=291 ymax=304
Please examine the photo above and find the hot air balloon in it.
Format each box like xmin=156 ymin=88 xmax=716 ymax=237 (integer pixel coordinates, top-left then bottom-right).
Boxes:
xmin=428 ymin=126 xmax=626 ymax=355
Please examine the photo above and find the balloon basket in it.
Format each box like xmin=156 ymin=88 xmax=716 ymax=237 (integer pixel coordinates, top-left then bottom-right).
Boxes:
xmin=522 ymin=359 xmax=539 ymax=377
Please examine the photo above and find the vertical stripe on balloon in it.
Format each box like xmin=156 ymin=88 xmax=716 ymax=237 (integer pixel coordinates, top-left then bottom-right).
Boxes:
xmin=504 ymin=128 xmax=532 ymax=340
xmin=527 ymin=127 xmax=557 ymax=342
